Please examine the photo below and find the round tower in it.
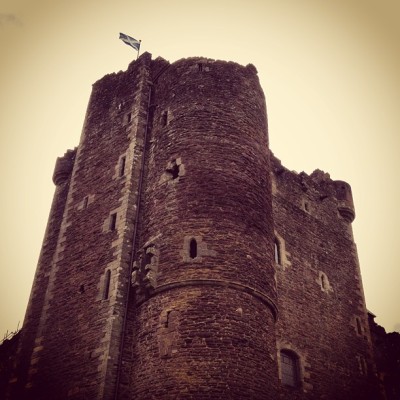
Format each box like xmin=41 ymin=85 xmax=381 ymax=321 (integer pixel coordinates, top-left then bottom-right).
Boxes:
xmin=129 ymin=58 xmax=279 ymax=398
xmin=52 ymin=148 xmax=76 ymax=186
xmin=334 ymin=180 xmax=355 ymax=222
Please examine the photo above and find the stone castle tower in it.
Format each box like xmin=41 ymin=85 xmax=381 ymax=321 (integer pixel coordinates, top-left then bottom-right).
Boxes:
xmin=7 ymin=53 xmax=381 ymax=399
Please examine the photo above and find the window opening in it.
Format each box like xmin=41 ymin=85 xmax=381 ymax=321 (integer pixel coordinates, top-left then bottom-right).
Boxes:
xmin=189 ymin=238 xmax=197 ymax=259
xmin=109 ymin=213 xmax=117 ymax=231
xmin=280 ymin=350 xmax=299 ymax=387
xmin=83 ymin=196 xmax=89 ymax=209
xmin=361 ymin=358 xmax=368 ymax=375
xmin=356 ymin=317 xmax=362 ymax=335
xmin=274 ymin=239 xmax=281 ymax=265
xmin=321 ymin=274 xmax=327 ymax=290
xmin=79 ymin=284 xmax=85 ymax=294
xmin=161 ymin=111 xmax=168 ymax=127
xmin=103 ymin=270 xmax=111 ymax=300
xmin=358 ymin=355 xmax=368 ymax=375
xmin=304 ymin=201 xmax=310 ymax=212
xmin=119 ymin=156 xmax=126 ymax=177
xmin=198 ymin=63 xmax=203 ymax=72
xmin=166 ymin=160 xmax=180 ymax=180
xmin=127 ymin=112 xmax=132 ymax=123
xmin=165 ymin=310 xmax=172 ymax=327
xmin=165 ymin=310 xmax=178 ymax=329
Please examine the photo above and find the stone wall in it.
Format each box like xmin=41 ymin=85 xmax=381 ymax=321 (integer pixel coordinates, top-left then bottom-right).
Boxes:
xmin=8 ymin=149 xmax=75 ymax=399
xmin=271 ymin=154 xmax=381 ymax=399
xmin=9 ymin=53 xmax=153 ymax=400
xmin=369 ymin=312 xmax=400 ymax=400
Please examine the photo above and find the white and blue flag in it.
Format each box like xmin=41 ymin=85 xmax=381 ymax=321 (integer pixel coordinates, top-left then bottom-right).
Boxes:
xmin=119 ymin=33 xmax=141 ymax=51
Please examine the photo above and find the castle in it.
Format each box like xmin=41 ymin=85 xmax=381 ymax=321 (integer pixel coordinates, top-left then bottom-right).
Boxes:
xmin=2 ymin=53 xmax=388 ymax=399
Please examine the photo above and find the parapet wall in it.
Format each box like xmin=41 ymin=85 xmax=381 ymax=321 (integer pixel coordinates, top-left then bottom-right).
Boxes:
xmin=271 ymin=153 xmax=355 ymax=227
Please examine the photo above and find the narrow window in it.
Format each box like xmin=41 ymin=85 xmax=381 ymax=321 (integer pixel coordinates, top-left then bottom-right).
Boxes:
xmin=119 ymin=156 xmax=126 ymax=177
xmin=103 ymin=270 xmax=111 ymax=300
xmin=161 ymin=111 xmax=168 ymax=127
xmin=189 ymin=238 xmax=197 ymax=259
xmin=127 ymin=112 xmax=132 ymax=123
xmin=274 ymin=239 xmax=281 ymax=265
xmin=83 ymin=196 xmax=89 ymax=209
xmin=109 ymin=213 xmax=117 ymax=231
xmin=321 ymin=274 xmax=327 ymax=290
xmin=304 ymin=202 xmax=310 ymax=212
xmin=165 ymin=310 xmax=178 ymax=329
xmin=165 ymin=310 xmax=172 ymax=328
xmin=318 ymin=271 xmax=331 ymax=292
xmin=361 ymin=357 xmax=368 ymax=375
xmin=280 ymin=350 xmax=300 ymax=387
xmin=357 ymin=355 xmax=368 ymax=375
xmin=198 ymin=63 xmax=203 ymax=72
xmin=356 ymin=317 xmax=362 ymax=335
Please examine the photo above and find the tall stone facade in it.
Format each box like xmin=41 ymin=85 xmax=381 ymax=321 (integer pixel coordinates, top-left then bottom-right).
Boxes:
xmin=5 ymin=53 xmax=382 ymax=399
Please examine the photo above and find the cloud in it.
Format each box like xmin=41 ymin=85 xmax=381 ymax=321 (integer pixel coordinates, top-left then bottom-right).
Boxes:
xmin=0 ymin=13 xmax=22 ymax=27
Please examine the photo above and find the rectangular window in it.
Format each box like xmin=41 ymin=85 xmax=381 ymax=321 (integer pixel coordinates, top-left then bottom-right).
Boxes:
xmin=356 ymin=318 xmax=363 ymax=335
xmin=109 ymin=213 xmax=117 ymax=231
xmin=274 ymin=240 xmax=281 ymax=265
xmin=281 ymin=352 xmax=299 ymax=387
xmin=119 ymin=156 xmax=126 ymax=177
xmin=103 ymin=270 xmax=111 ymax=300
xmin=161 ymin=111 xmax=168 ymax=127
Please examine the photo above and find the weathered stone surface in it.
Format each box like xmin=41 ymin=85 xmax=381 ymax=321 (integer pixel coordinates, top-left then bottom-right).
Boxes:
xmin=271 ymin=155 xmax=381 ymax=399
xmin=4 ymin=53 xmax=383 ymax=400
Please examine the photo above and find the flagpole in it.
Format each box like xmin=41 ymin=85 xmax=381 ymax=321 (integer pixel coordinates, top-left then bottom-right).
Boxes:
xmin=119 ymin=33 xmax=141 ymax=59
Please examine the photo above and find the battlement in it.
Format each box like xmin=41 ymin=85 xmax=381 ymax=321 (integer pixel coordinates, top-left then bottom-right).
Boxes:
xmin=271 ymin=152 xmax=356 ymax=224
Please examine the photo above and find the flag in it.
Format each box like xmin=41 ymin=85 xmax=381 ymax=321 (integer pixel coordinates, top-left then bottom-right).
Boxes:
xmin=119 ymin=33 xmax=141 ymax=51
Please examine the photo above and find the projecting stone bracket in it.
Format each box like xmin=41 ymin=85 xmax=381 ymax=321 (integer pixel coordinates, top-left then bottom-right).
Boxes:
xmin=131 ymin=243 xmax=159 ymax=299
xmin=159 ymin=157 xmax=185 ymax=184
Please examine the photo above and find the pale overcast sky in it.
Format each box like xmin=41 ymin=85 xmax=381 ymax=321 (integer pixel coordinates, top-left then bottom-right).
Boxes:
xmin=0 ymin=0 xmax=399 ymax=338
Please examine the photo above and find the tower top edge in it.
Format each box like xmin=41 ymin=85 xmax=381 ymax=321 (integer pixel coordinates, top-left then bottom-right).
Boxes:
xmin=131 ymin=52 xmax=259 ymax=76
xmin=92 ymin=51 xmax=259 ymax=88
xmin=271 ymin=151 xmax=354 ymax=188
